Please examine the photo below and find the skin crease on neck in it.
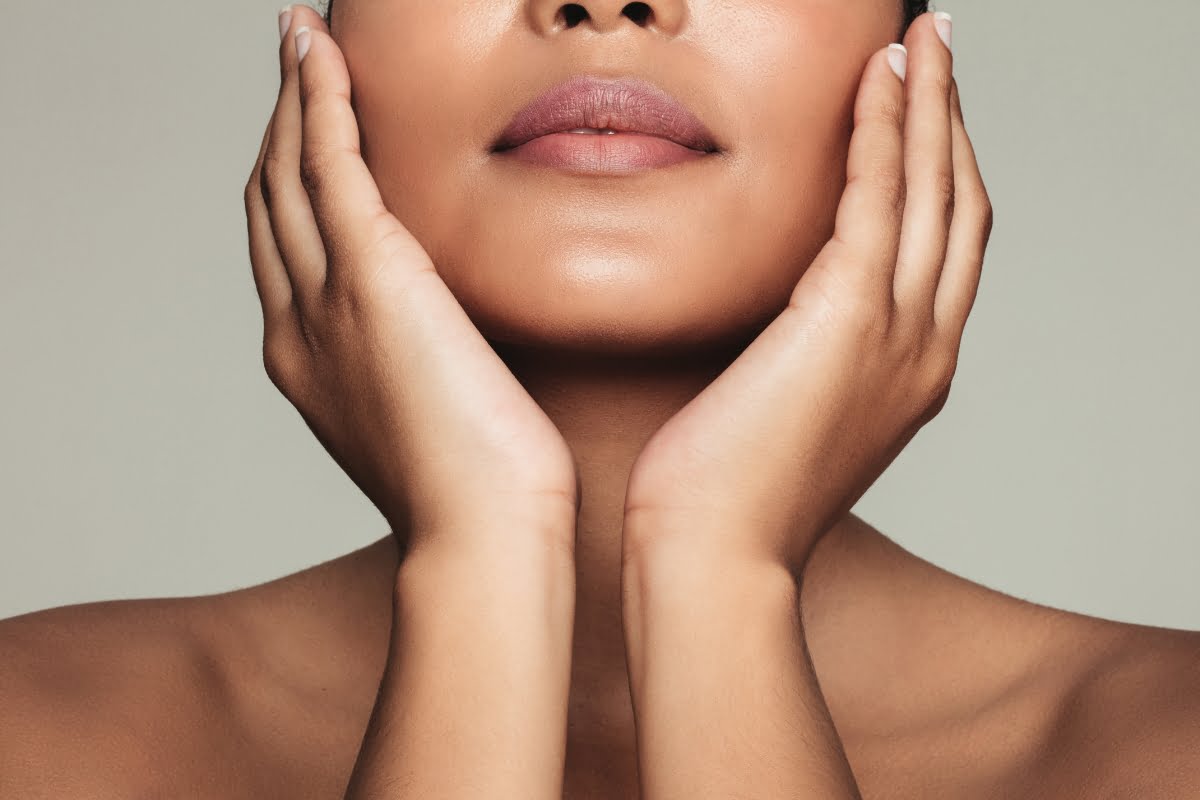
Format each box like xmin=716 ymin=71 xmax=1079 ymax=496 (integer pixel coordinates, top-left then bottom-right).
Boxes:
xmin=208 ymin=0 xmax=1169 ymax=791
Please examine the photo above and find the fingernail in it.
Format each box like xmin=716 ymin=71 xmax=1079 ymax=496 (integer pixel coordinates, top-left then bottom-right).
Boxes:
xmin=278 ymin=5 xmax=293 ymax=41
xmin=295 ymin=26 xmax=312 ymax=62
xmin=933 ymin=11 xmax=953 ymax=52
xmin=887 ymin=43 xmax=908 ymax=81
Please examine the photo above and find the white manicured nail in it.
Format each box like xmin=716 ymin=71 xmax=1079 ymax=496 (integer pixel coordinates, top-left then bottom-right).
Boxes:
xmin=887 ymin=44 xmax=908 ymax=81
xmin=278 ymin=5 xmax=293 ymax=41
xmin=295 ymin=26 xmax=312 ymax=62
xmin=933 ymin=11 xmax=953 ymax=52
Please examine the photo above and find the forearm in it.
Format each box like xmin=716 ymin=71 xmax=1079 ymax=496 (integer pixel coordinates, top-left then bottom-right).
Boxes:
xmin=622 ymin=535 xmax=861 ymax=800
xmin=344 ymin=521 xmax=576 ymax=800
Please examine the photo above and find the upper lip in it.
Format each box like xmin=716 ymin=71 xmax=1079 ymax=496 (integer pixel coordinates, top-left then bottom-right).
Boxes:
xmin=491 ymin=75 xmax=721 ymax=154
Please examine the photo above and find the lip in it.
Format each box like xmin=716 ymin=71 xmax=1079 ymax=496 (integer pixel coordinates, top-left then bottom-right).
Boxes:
xmin=491 ymin=75 xmax=721 ymax=173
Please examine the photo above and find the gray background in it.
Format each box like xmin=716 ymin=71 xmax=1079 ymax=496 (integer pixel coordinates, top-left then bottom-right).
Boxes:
xmin=1 ymin=1 xmax=1196 ymax=627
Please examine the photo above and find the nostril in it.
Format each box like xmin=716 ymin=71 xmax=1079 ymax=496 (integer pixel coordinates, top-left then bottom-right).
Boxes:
xmin=559 ymin=2 xmax=654 ymax=29
xmin=624 ymin=2 xmax=652 ymax=25
xmin=561 ymin=4 xmax=587 ymax=28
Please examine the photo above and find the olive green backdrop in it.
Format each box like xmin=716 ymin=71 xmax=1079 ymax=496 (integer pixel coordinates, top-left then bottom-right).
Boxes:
xmin=2 ymin=1 xmax=1197 ymax=626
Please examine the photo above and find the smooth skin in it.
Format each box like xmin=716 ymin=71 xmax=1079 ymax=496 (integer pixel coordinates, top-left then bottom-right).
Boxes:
xmin=3 ymin=2 xmax=1200 ymax=798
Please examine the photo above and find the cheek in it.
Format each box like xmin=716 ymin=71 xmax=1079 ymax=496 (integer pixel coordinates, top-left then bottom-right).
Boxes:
xmin=714 ymin=3 xmax=888 ymax=234
xmin=341 ymin=9 xmax=485 ymax=244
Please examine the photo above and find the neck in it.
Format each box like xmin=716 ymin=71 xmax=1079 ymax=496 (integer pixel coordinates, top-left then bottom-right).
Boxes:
xmin=491 ymin=337 xmax=746 ymax=706
xmin=495 ymin=338 xmax=741 ymax=545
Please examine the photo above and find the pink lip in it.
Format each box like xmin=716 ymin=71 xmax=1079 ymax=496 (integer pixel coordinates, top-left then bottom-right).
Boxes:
xmin=491 ymin=75 xmax=721 ymax=173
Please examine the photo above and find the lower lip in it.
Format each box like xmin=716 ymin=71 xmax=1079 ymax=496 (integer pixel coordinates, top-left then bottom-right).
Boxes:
xmin=496 ymin=131 xmax=712 ymax=173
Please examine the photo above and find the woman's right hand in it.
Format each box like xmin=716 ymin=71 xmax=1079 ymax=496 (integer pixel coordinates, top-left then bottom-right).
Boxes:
xmin=243 ymin=7 xmax=577 ymax=556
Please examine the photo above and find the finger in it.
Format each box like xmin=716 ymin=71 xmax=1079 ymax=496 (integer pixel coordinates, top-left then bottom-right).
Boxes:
xmin=245 ymin=111 xmax=294 ymax=323
xmin=934 ymin=79 xmax=993 ymax=338
xmin=262 ymin=8 xmax=328 ymax=310
xmin=804 ymin=43 xmax=907 ymax=313
xmin=892 ymin=11 xmax=955 ymax=320
xmin=293 ymin=16 xmax=400 ymax=289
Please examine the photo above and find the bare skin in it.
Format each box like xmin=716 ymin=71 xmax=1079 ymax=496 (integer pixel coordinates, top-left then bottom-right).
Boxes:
xmin=3 ymin=522 xmax=1199 ymax=798
xmin=3 ymin=1 xmax=1199 ymax=797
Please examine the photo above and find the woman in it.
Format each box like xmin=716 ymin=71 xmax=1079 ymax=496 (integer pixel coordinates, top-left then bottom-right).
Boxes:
xmin=2 ymin=0 xmax=1197 ymax=797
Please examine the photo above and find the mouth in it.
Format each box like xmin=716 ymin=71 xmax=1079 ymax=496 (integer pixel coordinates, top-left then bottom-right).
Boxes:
xmin=490 ymin=74 xmax=722 ymax=173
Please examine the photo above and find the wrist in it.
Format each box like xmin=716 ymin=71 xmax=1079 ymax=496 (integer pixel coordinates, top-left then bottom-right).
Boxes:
xmin=396 ymin=502 xmax=577 ymax=562
xmin=623 ymin=508 xmax=793 ymax=570
xmin=394 ymin=517 xmax=576 ymax=602
xmin=622 ymin=505 xmax=829 ymax=579
xmin=621 ymin=526 xmax=799 ymax=608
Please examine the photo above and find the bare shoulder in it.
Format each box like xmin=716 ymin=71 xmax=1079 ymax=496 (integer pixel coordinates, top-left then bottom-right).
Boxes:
xmin=1049 ymin=621 xmax=1200 ymax=797
xmin=0 ymin=538 xmax=397 ymax=798
xmin=0 ymin=595 xmax=253 ymax=796
xmin=819 ymin=514 xmax=1200 ymax=797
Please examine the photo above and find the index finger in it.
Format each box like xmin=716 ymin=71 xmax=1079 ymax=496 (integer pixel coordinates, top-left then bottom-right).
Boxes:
xmin=244 ymin=112 xmax=295 ymax=320
xmin=933 ymin=79 xmax=994 ymax=337
xmin=292 ymin=14 xmax=396 ymax=282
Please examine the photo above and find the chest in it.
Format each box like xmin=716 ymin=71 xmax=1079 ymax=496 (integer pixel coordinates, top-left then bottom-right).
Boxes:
xmin=149 ymin=676 xmax=1085 ymax=800
xmin=145 ymin=722 xmax=1085 ymax=800
xmin=553 ymin=687 xmax=1077 ymax=800
xmin=556 ymin=749 xmax=1069 ymax=800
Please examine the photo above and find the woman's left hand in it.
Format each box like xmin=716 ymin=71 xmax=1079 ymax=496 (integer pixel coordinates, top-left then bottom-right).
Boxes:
xmin=623 ymin=34 xmax=993 ymax=574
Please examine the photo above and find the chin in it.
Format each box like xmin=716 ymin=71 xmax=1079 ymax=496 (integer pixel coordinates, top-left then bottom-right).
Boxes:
xmin=424 ymin=215 xmax=820 ymax=359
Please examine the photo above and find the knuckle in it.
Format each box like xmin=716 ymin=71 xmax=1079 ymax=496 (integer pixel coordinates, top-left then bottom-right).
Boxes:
xmin=936 ymin=353 xmax=958 ymax=391
xmin=243 ymin=174 xmax=260 ymax=210
xmin=803 ymin=265 xmax=892 ymax=342
xmin=871 ymin=160 xmax=905 ymax=193
xmin=909 ymin=372 xmax=951 ymax=427
xmin=922 ymin=343 xmax=959 ymax=399
xmin=260 ymin=152 xmax=285 ymax=207
xmin=319 ymin=277 xmax=363 ymax=327
xmin=297 ymin=314 xmax=329 ymax=359
xmin=877 ymin=96 xmax=905 ymax=129
xmin=888 ymin=317 xmax=926 ymax=378
xmin=921 ymin=381 xmax=952 ymax=423
xmin=924 ymin=68 xmax=954 ymax=100
xmin=845 ymin=294 xmax=892 ymax=342
xmin=870 ymin=161 xmax=907 ymax=217
xmin=298 ymin=148 xmax=331 ymax=197
xmin=979 ymin=196 xmax=995 ymax=242
xmin=931 ymin=168 xmax=956 ymax=213
xmin=262 ymin=334 xmax=298 ymax=393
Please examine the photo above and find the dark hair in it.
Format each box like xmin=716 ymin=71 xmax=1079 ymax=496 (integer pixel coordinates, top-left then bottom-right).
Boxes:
xmin=322 ymin=1 xmax=930 ymax=30
xmin=905 ymin=0 xmax=930 ymax=25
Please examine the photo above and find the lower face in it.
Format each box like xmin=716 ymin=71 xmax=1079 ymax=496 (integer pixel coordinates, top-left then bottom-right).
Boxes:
xmin=336 ymin=1 xmax=902 ymax=356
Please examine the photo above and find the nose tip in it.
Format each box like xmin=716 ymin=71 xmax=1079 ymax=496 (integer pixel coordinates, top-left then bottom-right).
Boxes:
xmin=528 ymin=0 xmax=686 ymax=36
